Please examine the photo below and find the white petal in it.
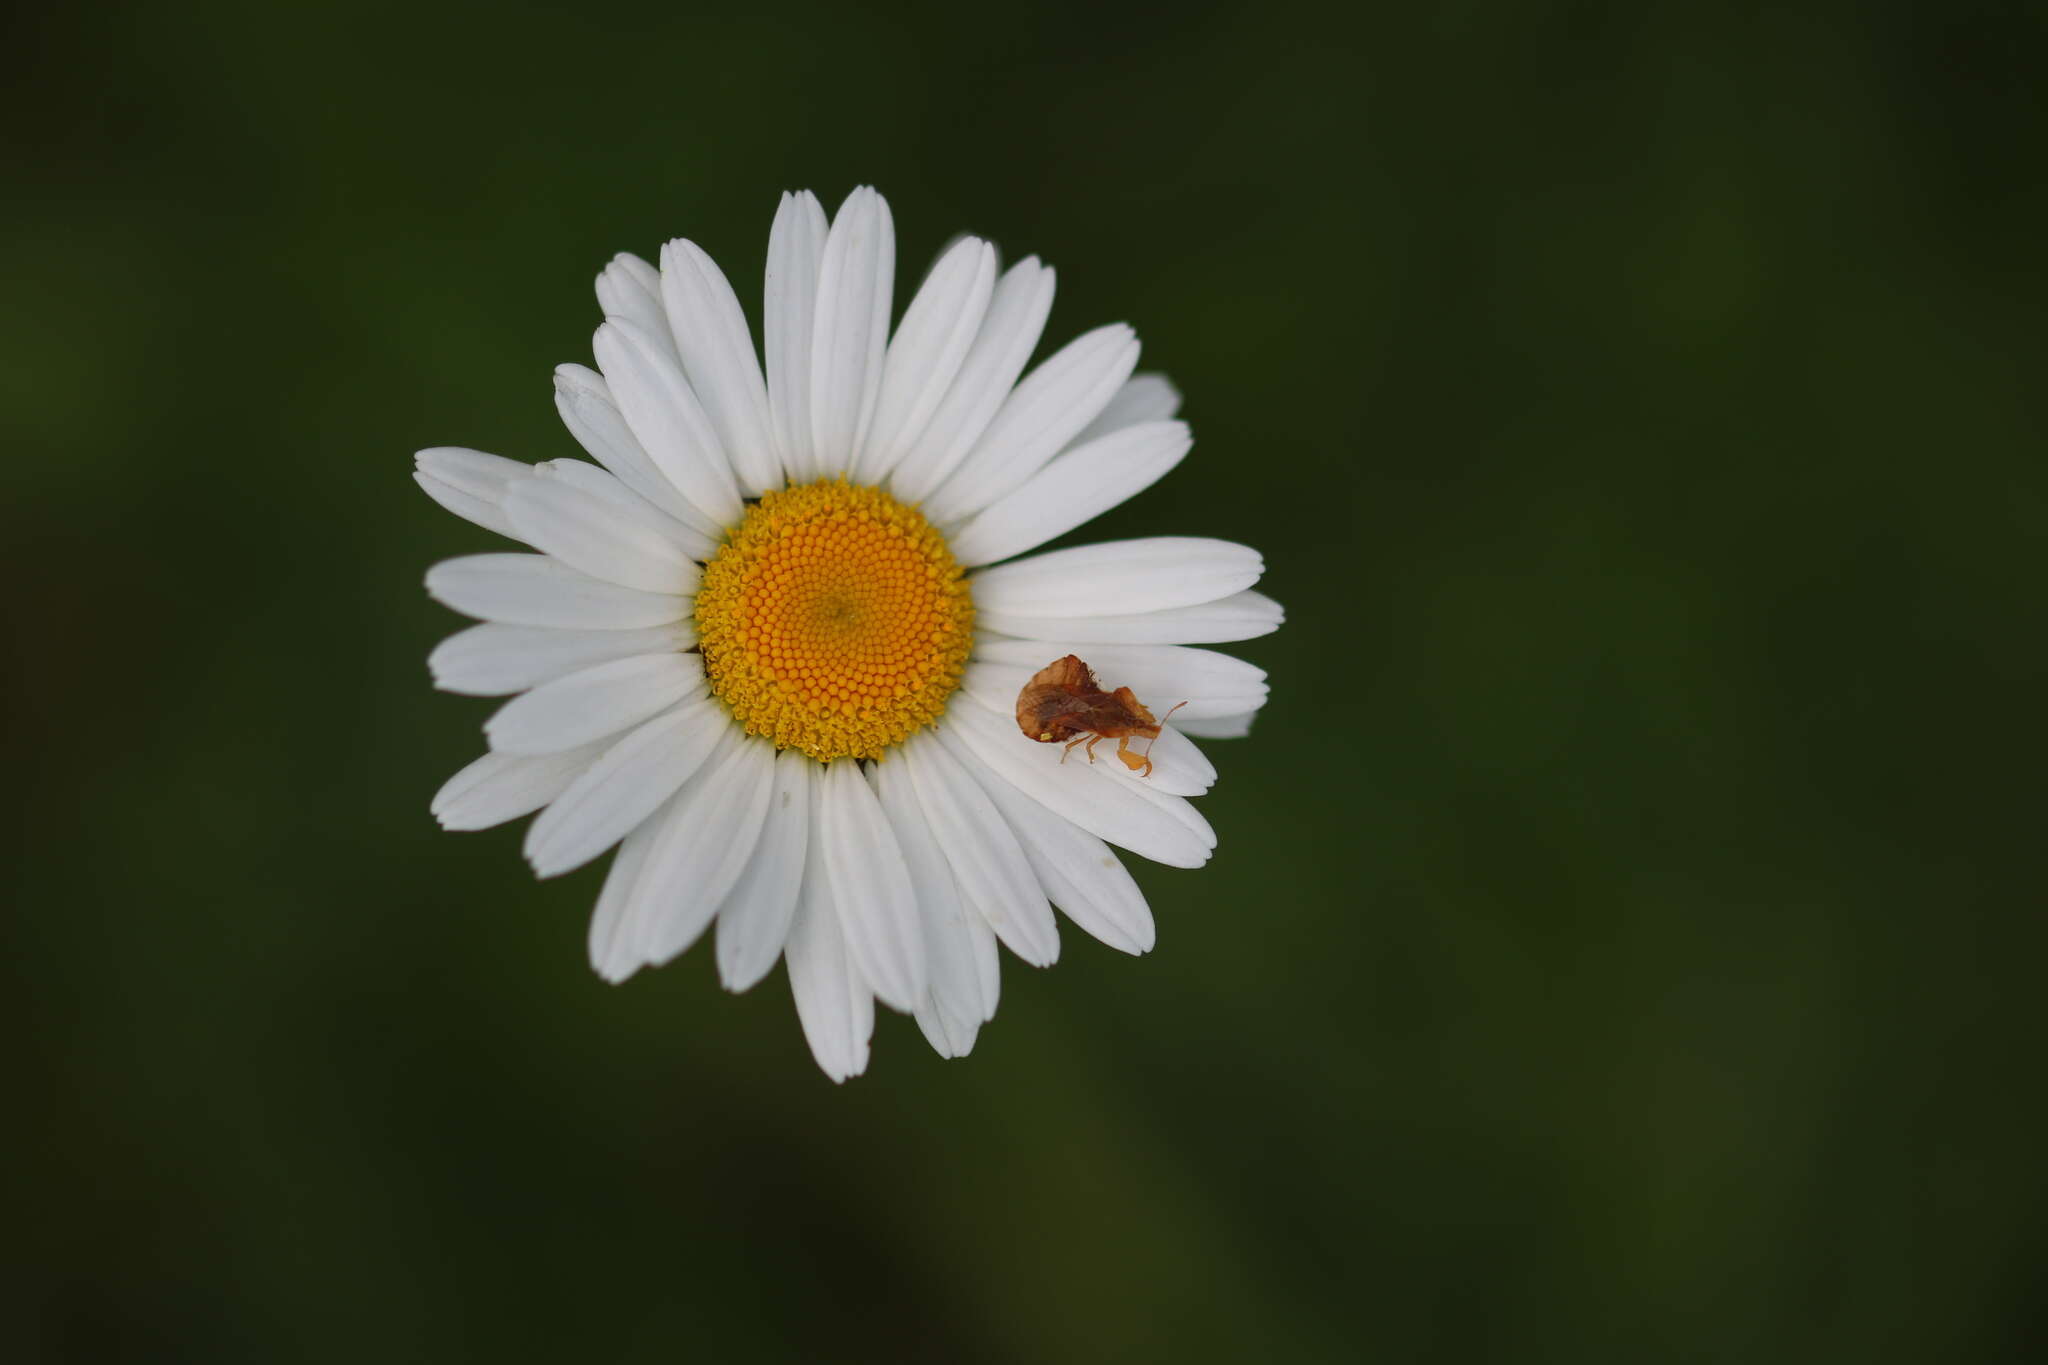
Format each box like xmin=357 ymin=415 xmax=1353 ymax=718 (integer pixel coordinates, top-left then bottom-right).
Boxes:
xmin=416 ymin=447 xmax=530 ymax=502
xmin=913 ymin=1008 xmax=970 ymax=1061
xmin=429 ymin=621 xmax=689 ymax=696
xmin=939 ymin=705 xmax=1211 ymax=869
xmin=606 ymin=250 xmax=655 ymax=294
xmin=592 ymin=318 xmax=742 ymax=529
xmin=431 ymin=742 xmax=607 ymax=831
xmin=715 ymin=749 xmax=813 ymax=993
xmin=871 ymin=758 xmax=997 ymax=1057
xmin=552 ymin=364 xmax=721 ymax=536
xmin=901 ymin=733 xmax=1059 ymax=967
xmin=948 ymin=420 xmax=1191 ymax=567
xmin=414 ymin=473 xmax=512 ymax=540
xmin=531 ymin=458 xmax=718 ymax=563
xmin=957 ymin=664 xmax=1214 ymax=797
xmin=414 ymin=447 xmax=530 ymax=540
xmin=484 ymin=652 xmax=703 ymax=755
xmin=608 ymin=250 xmax=660 ymax=295
xmin=960 ymin=757 xmax=1155 ymax=954
xmin=425 ymin=553 xmax=688 ymax=629
xmin=629 ymin=734 xmax=776 ymax=969
xmin=891 ymin=759 xmax=1003 ymax=1020
xmin=784 ymin=826 xmax=873 ymax=1083
xmin=852 ymin=236 xmax=997 ymax=483
xmin=659 ymin=238 xmax=780 ymax=495
xmin=1105 ymin=769 xmax=1212 ymax=855
xmin=522 ymin=694 xmax=727 ymax=877
xmin=1071 ymin=372 xmax=1182 ymax=447
xmin=809 ymin=187 xmax=895 ymax=474
xmin=595 ymin=253 xmax=676 ymax=364
xmin=764 ymin=191 xmax=829 ymax=480
xmin=971 ymin=538 xmax=1262 ymax=618
xmin=921 ymin=324 xmax=1140 ymax=526
xmin=504 ymin=469 xmax=702 ymax=594
xmin=588 ymin=796 xmax=668 ymax=982
xmin=1174 ymin=710 xmax=1260 ymax=739
xmin=887 ymin=257 xmax=1055 ymax=504
xmin=966 ymin=638 xmax=1268 ymax=720
xmin=979 ymin=589 xmax=1284 ymax=645
xmin=815 ymin=757 xmax=925 ymax=1012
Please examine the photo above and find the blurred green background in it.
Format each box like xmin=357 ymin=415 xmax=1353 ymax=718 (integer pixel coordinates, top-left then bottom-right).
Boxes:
xmin=8 ymin=0 xmax=2044 ymax=1360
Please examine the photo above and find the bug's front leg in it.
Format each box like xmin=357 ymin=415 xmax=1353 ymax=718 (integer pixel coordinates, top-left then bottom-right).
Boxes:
xmin=1114 ymin=734 xmax=1153 ymax=777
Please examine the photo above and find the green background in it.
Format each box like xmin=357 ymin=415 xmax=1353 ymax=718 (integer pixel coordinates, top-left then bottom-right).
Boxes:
xmin=9 ymin=1 xmax=2044 ymax=1360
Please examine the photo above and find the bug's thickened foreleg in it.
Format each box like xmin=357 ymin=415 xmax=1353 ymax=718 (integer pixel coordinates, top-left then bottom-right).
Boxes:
xmin=1115 ymin=734 xmax=1154 ymax=777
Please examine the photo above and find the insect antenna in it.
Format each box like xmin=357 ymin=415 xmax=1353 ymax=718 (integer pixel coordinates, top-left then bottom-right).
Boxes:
xmin=1141 ymin=701 xmax=1190 ymax=765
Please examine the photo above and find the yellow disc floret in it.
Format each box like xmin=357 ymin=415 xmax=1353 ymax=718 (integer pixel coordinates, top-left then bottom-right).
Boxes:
xmin=694 ymin=479 xmax=975 ymax=762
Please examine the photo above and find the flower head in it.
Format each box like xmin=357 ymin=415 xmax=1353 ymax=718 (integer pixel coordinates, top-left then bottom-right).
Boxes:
xmin=418 ymin=187 xmax=1280 ymax=1079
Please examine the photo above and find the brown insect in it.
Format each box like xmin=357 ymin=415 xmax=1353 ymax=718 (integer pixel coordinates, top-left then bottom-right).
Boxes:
xmin=1014 ymin=654 xmax=1186 ymax=777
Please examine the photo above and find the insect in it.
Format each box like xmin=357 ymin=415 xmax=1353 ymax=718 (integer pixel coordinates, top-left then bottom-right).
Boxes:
xmin=1014 ymin=654 xmax=1186 ymax=777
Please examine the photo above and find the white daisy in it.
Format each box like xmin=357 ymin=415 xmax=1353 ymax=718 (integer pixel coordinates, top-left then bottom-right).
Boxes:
xmin=417 ymin=187 xmax=1281 ymax=1079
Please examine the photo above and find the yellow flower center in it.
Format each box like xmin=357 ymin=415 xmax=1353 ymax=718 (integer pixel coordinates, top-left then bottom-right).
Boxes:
xmin=694 ymin=480 xmax=975 ymax=761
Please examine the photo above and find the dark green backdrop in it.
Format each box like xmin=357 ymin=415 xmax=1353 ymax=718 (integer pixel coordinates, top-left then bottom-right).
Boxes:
xmin=9 ymin=1 xmax=2043 ymax=1360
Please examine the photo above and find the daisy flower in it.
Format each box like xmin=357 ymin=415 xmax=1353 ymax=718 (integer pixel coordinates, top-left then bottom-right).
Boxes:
xmin=416 ymin=187 xmax=1280 ymax=1079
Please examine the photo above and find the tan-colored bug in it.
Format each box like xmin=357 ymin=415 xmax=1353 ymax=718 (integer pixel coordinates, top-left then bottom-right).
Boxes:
xmin=1014 ymin=654 xmax=1186 ymax=777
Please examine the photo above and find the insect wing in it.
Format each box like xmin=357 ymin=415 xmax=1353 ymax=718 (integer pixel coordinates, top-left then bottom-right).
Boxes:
xmin=1019 ymin=692 xmax=1093 ymax=742
xmin=1029 ymin=654 xmax=1098 ymax=693
xmin=1017 ymin=655 xmax=1104 ymax=740
xmin=1107 ymin=686 xmax=1158 ymax=731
